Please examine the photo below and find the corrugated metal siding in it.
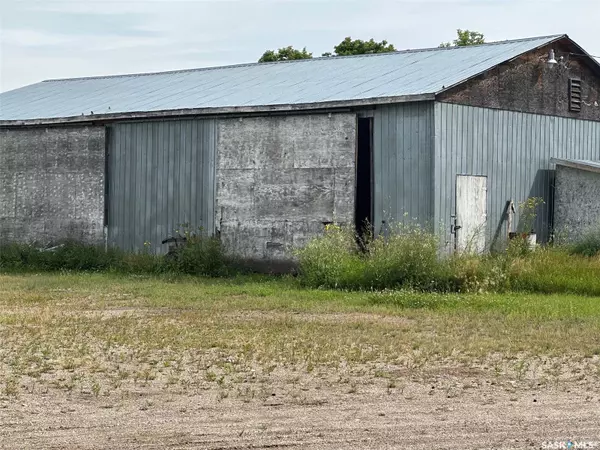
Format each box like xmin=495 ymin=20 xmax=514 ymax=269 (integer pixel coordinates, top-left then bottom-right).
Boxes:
xmin=0 ymin=36 xmax=564 ymax=121
xmin=434 ymin=103 xmax=600 ymax=249
xmin=107 ymin=119 xmax=216 ymax=253
xmin=373 ymin=102 xmax=435 ymax=232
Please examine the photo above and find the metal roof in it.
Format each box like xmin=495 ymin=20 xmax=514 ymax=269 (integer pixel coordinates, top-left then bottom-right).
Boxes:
xmin=551 ymin=158 xmax=600 ymax=174
xmin=0 ymin=35 xmax=566 ymax=124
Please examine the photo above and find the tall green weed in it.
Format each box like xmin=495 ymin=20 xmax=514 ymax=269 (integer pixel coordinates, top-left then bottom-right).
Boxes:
xmin=0 ymin=230 xmax=231 ymax=277
xmin=296 ymin=224 xmax=600 ymax=295
xmin=294 ymin=225 xmax=364 ymax=289
xmin=362 ymin=225 xmax=441 ymax=290
xmin=570 ymin=225 xmax=600 ymax=257
xmin=296 ymin=224 xmax=497 ymax=292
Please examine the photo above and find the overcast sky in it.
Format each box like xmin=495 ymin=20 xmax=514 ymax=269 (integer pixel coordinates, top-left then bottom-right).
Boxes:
xmin=1 ymin=0 xmax=599 ymax=93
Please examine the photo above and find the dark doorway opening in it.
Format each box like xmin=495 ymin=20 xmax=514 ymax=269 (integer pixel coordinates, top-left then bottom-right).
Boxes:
xmin=355 ymin=117 xmax=373 ymax=239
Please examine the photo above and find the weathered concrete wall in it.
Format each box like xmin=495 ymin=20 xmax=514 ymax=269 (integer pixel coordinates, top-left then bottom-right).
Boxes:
xmin=439 ymin=39 xmax=600 ymax=122
xmin=0 ymin=127 xmax=105 ymax=245
xmin=554 ymin=166 xmax=600 ymax=241
xmin=216 ymin=114 xmax=356 ymax=266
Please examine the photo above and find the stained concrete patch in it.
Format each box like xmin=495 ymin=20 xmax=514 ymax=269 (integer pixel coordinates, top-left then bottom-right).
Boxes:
xmin=216 ymin=114 xmax=356 ymax=263
xmin=554 ymin=165 xmax=600 ymax=241
xmin=0 ymin=127 xmax=105 ymax=245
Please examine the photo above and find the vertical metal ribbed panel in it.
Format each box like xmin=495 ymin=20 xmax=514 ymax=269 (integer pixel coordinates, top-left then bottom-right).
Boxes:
xmin=373 ymin=102 xmax=434 ymax=233
xmin=434 ymin=102 xmax=600 ymax=248
xmin=107 ymin=119 xmax=216 ymax=253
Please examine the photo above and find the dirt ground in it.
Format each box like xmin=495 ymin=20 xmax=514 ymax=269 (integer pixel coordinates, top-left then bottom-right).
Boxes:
xmin=2 ymin=369 xmax=599 ymax=450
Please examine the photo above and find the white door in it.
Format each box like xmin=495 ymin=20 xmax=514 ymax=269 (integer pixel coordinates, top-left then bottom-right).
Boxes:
xmin=456 ymin=175 xmax=487 ymax=253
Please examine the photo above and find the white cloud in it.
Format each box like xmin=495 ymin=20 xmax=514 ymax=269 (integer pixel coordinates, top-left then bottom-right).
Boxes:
xmin=1 ymin=29 xmax=73 ymax=46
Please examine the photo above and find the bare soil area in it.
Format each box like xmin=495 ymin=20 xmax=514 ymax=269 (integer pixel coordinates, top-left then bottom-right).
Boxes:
xmin=2 ymin=367 xmax=599 ymax=449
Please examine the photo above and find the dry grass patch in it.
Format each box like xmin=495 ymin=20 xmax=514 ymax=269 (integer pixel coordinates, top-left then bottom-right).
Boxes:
xmin=1 ymin=273 xmax=600 ymax=403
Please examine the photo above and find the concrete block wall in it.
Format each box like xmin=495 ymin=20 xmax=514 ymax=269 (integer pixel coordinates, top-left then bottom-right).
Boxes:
xmin=216 ymin=114 xmax=356 ymax=266
xmin=0 ymin=127 xmax=105 ymax=246
xmin=554 ymin=165 xmax=600 ymax=240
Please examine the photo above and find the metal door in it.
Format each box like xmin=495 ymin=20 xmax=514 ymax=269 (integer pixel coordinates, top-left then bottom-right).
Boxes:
xmin=106 ymin=119 xmax=216 ymax=253
xmin=455 ymin=175 xmax=487 ymax=253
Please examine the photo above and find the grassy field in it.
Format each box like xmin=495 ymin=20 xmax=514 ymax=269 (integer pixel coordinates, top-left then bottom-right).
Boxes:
xmin=1 ymin=273 xmax=600 ymax=449
xmin=2 ymin=273 xmax=600 ymax=393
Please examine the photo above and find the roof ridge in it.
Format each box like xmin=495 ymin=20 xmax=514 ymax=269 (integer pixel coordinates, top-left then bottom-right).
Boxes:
xmin=42 ymin=34 xmax=566 ymax=83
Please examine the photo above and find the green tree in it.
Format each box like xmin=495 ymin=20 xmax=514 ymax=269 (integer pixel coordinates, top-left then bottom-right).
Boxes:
xmin=323 ymin=37 xmax=396 ymax=57
xmin=258 ymin=46 xmax=313 ymax=63
xmin=440 ymin=29 xmax=485 ymax=48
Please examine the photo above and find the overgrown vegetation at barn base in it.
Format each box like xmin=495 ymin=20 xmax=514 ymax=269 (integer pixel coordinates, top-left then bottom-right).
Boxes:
xmin=296 ymin=224 xmax=447 ymax=291
xmin=2 ymin=223 xmax=600 ymax=296
xmin=0 ymin=234 xmax=231 ymax=277
xmin=295 ymin=224 xmax=600 ymax=295
xmin=570 ymin=224 xmax=600 ymax=257
xmin=295 ymin=224 xmax=503 ymax=292
xmin=508 ymin=246 xmax=600 ymax=296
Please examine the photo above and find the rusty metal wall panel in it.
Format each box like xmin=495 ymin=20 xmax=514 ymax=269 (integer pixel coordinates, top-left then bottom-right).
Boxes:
xmin=434 ymin=102 xmax=600 ymax=250
xmin=107 ymin=119 xmax=216 ymax=253
xmin=373 ymin=102 xmax=435 ymax=233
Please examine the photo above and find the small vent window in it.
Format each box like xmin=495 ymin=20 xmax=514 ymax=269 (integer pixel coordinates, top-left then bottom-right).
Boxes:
xmin=569 ymin=78 xmax=582 ymax=112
